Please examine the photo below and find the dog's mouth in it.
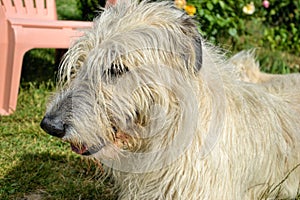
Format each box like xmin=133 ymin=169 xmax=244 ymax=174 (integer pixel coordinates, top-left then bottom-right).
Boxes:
xmin=70 ymin=143 xmax=105 ymax=156
xmin=66 ymin=126 xmax=133 ymax=156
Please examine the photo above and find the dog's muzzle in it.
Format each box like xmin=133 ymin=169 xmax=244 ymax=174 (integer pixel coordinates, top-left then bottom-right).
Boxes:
xmin=40 ymin=115 xmax=105 ymax=156
xmin=40 ymin=115 xmax=66 ymax=138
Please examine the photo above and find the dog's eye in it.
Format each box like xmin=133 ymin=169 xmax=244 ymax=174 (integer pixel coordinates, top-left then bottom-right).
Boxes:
xmin=102 ymin=63 xmax=129 ymax=82
xmin=108 ymin=64 xmax=129 ymax=77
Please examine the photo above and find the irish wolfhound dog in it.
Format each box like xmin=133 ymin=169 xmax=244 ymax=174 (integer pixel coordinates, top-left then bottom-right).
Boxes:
xmin=40 ymin=1 xmax=300 ymax=199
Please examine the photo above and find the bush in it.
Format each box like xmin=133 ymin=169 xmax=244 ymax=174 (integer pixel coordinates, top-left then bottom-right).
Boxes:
xmin=189 ymin=0 xmax=299 ymax=51
xmin=63 ymin=0 xmax=300 ymax=57
xmin=187 ymin=0 xmax=300 ymax=73
xmin=261 ymin=1 xmax=300 ymax=54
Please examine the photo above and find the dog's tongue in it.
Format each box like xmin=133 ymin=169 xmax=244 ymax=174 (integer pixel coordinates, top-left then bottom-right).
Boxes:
xmin=71 ymin=144 xmax=88 ymax=155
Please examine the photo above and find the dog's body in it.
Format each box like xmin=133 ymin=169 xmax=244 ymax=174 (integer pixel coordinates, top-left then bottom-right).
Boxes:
xmin=230 ymin=50 xmax=300 ymax=114
xmin=41 ymin=1 xmax=300 ymax=199
xmin=229 ymin=50 xmax=277 ymax=83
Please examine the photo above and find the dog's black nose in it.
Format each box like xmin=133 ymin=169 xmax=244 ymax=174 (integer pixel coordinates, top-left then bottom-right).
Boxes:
xmin=40 ymin=116 xmax=66 ymax=138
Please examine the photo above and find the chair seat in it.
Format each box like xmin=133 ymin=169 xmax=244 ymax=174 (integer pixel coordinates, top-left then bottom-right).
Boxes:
xmin=9 ymin=18 xmax=92 ymax=29
xmin=9 ymin=18 xmax=92 ymax=48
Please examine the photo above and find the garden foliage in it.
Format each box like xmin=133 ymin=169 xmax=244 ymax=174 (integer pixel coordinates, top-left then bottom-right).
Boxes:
xmin=187 ymin=0 xmax=300 ymax=73
xmin=74 ymin=0 xmax=300 ymax=73
xmin=188 ymin=0 xmax=299 ymax=54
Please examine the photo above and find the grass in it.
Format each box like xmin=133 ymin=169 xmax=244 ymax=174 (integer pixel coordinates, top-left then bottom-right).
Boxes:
xmin=0 ymin=81 xmax=116 ymax=200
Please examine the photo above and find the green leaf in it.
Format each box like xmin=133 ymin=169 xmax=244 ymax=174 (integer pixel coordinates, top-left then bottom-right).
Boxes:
xmin=206 ymin=2 xmax=214 ymax=10
xmin=228 ymin=28 xmax=237 ymax=37
xmin=198 ymin=9 xmax=204 ymax=16
xmin=205 ymin=15 xmax=214 ymax=22
xmin=270 ymin=9 xmax=276 ymax=15
xmin=219 ymin=1 xmax=225 ymax=9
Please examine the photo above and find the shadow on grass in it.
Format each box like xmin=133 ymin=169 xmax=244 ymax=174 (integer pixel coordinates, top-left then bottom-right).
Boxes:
xmin=0 ymin=152 xmax=116 ymax=200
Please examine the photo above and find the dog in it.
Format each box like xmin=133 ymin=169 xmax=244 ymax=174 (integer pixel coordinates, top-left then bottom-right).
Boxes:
xmin=40 ymin=1 xmax=300 ymax=199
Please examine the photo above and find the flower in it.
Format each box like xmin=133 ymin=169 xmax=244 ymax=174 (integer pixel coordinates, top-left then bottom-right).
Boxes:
xmin=174 ymin=0 xmax=186 ymax=9
xmin=243 ymin=2 xmax=255 ymax=15
xmin=184 ymin=5 xmax=197 ymax=16
xmin=174 ymin=0 xmax=196 ymax=16
xmin=262 ymin=0 xmax=270 ymax=8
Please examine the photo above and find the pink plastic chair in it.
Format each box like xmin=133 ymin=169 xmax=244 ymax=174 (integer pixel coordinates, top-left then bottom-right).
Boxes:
xmin=0 ymin=0 xmax=92 ymax=115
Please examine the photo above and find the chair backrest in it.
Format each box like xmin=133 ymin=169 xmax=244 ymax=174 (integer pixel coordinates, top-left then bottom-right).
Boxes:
xmin=0 ymin=0 xmax=57 ymax=20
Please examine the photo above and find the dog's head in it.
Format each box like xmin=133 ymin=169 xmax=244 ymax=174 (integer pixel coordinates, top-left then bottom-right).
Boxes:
xmin=41 ymin=0 xmax=200 ymax=172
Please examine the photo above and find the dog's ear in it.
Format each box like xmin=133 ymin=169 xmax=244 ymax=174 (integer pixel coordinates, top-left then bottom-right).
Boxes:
xmin=193 ymin=35 xmax=202 ymax=72
xmin=179 ymin=16 xmax=202 ymax=73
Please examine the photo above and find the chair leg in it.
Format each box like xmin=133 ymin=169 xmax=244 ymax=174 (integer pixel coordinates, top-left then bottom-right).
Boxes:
xmin=0 ymin=40 xmax=28 ymax=115
xmin=8 ymin=45 xmax=29 ymax=114
xmin=0 ymin=40 xmax=14 ymax=115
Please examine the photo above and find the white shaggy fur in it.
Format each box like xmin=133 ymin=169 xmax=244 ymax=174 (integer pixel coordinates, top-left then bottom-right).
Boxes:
xmin=230 ymin=50 xmax=300 ymax=115
xmin=229 ymin=50 xmax=283 ymax=83
xmin=42 ymin=1 xmax=300 ymax=199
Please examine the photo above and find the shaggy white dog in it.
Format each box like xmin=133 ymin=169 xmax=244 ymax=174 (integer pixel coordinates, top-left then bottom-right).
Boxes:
xmin=41 ymin=1 xmax=300 ymax=199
